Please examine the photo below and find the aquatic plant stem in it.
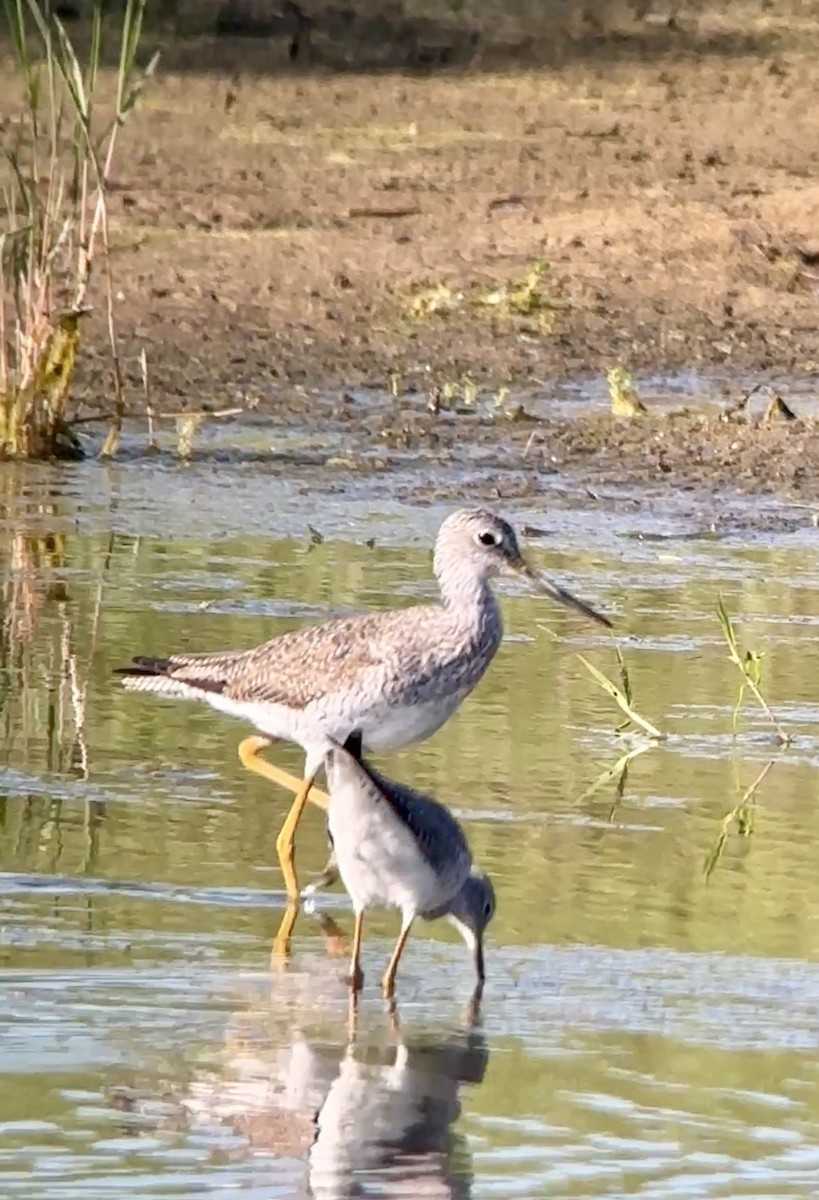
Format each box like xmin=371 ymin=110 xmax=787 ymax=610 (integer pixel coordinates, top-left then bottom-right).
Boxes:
xmin=716 ymin=595 xmax=790 ymax=745
xmin=577 ymin=645 xmax=665 ymax=740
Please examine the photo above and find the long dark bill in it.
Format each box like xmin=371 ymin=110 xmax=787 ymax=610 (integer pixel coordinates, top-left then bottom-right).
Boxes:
xmin=473 ymin=935 xmax=486 ymax=984
xmin=516 ymin=559 xmax=612 ymax=629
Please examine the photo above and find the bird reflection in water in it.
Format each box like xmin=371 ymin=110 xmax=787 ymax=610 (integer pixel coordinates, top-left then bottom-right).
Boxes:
xmin=182 ymin=970 xmax=488 ymax=1200
xmin=310 ymin=993 xmax=488 ymax=1200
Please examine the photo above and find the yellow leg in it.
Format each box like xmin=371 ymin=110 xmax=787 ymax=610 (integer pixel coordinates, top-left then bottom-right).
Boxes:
xmin=237 ymin=738 xmax=329 ymax=958
xmin=274 ymin=771 xmax=318 ymax=896
xmin=349 ymin=911 xmax=365 ymax=991
xmin=271 ymin=900 xmax=300 ymax=964
xmin=271 ymin=769 xmax=319 ymax=955
xmin=237 ymin=736 xmax=329 ymax=809
xmin=381 ymin=918 xmax=414 ymax=998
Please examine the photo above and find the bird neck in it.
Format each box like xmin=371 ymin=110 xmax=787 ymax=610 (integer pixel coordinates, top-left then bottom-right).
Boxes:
xmin=436 ymin=559 xmax=501 ymax=639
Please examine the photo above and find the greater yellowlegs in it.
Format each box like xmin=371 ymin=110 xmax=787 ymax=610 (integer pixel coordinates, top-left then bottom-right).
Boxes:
xmin=117 ymin=507 xmax=609 ymax=951
xmin=323 ymin=741 xmax=495 ymax=996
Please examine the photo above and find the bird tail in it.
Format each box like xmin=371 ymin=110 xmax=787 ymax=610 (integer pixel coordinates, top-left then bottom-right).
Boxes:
xmin=116 ymin=656 xmax=227 ymax=700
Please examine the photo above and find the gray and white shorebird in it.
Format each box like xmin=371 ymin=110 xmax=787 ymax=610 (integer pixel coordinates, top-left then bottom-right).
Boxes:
xmin=117 ymin=507 xmax=610 ymax=952
xmin=323 ymin=741 xmax=495 ymax=996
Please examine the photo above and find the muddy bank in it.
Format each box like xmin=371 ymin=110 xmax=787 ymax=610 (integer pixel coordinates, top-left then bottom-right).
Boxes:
xmin=72 ymin=385 xmax=819 ymax=514
xmin=3 ymin=2 xmax=819 ymax=490
xmin=323 ymin=402 xmax=819 ymax=505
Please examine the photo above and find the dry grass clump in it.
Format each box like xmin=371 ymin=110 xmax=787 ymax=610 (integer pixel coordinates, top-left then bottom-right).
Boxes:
xmin=0 ymin=0 xmax=156 ymax=459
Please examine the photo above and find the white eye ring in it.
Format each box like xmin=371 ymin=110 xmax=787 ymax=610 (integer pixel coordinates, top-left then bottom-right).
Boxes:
xmin=477 ymin=530 xmax=499 ymax=548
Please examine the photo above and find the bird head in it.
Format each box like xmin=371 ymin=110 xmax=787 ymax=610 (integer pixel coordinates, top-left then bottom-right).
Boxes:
xmin=446 ymin=870 xmax=496 ymax=984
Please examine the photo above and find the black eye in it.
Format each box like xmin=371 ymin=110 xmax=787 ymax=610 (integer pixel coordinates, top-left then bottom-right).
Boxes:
xmin=483 ymin=900 xmax=493 ymax=917
xmin=478 ymin=530 xmax=499 ymax=547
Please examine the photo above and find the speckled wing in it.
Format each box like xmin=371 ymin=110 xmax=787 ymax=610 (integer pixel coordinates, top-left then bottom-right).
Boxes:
xmin=118 ymin=603 xmax=456 ymax=712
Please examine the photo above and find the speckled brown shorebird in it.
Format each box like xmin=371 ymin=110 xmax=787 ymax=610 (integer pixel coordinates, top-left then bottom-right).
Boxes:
xmin=117 ymin=507 xmax=611 ymax=953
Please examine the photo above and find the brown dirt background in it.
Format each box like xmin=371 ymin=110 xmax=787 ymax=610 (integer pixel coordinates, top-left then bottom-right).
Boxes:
xmin=3 ymin=0 xmax=819 ymax=494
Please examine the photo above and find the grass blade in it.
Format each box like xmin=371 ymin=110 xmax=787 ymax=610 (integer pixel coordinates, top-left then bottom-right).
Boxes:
xmin=577 ymin=652 xmax=665 ymax=740
xmin=717 ymin=594 xmax=790 ymax=745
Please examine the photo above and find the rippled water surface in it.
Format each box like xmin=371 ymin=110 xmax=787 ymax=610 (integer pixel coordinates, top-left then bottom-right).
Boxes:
xmin=3 ymin=455 xmax=819 ymax=1198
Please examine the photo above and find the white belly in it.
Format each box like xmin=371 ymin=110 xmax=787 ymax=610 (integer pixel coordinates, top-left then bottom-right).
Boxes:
xmin=328 ymin=797 xmax=442 ymax=917
xmin=359 ymin=695 xmax=464 ymax=754
xmin=195 ymin=690 xmax=467 ymax=775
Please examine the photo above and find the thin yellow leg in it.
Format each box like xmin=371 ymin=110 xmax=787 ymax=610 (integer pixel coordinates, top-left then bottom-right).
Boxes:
xmin=274 ymin=771 xmax=317 ymax=897
xmin=237 ymin=736 xmax=329 ymax=809
xmin=271 ymin=901 xmax=299 ymax=965
xmin=381 ymin=918 xmax=414 ymax=998
xmin=236 ymin=738 xmax=330 ymax=959
xmin=270 ymin=770 xmax=319 ymax=955
xmin=349 ymin=911 xmax=365 ymax=991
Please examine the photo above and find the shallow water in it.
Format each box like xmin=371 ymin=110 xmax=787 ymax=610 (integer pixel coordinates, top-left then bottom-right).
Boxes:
xmin=3 ymin=456 xmax=819 ymax=1198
